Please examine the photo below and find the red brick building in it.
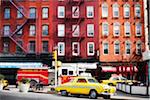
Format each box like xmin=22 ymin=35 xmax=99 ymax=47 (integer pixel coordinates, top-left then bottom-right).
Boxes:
xmin=98 ymin=0 xmax=145 ymax=79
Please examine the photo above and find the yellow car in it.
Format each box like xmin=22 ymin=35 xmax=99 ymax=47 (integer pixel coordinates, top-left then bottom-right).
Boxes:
xmin=55 ymin=76 xmax=116 ymax=99
xmin=101 ymin=75 xmax=138 ymax=86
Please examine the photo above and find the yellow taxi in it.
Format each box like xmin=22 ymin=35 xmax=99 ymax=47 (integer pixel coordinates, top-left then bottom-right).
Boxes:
xmin=101 ymin=75 xmax=138 ymax=86
xmin=55 ymin=76 xmax=116 ymax=99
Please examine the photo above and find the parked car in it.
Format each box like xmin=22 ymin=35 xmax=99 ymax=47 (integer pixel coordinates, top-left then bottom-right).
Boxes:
xmin=55 ymin=76 xmax=116 ymax=99
xmin=101 ymin=75 xmax=139 ymax=86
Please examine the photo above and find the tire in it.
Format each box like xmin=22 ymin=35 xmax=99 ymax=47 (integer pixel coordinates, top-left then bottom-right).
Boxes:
xmin=103 ymin=95 xmax=110 ymax=99
xmin=60 ymin=90 xmax=68 ymax=96
xmin=89 ymin=90 xmax=97 ymax=99
xmin=30 ymin=80 xmax=37 ymax=88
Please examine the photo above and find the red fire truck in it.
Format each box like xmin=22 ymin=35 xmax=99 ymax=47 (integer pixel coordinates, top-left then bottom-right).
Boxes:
xmin=17 ymin=67 xmax=49 ymax=87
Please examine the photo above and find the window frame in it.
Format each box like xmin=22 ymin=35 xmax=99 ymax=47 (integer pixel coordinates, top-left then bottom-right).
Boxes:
xmin=113 ymin=3 xmax=119 ymax=18
xmin=72 ymin=6 xmax=79 ymax=18
xmin=124 ymin=4 xmax=130 ymax=18
xmin=113 ymin=22 xmax=120 ymax=36
xmin=102 ymin=22 xmax=109 ymax=36
xmin=86 ymin=6 xmax=94 ymax=18
xmin=114 ymin=41 xmax=120 ymax=55
xmin=58 ymin=42 xmax=65 ymax=56
xmin=29 ymin=24 xmax=36 ymax=36
xmin=125 ymin=41 xmax=131 ymax=55
xmin=124 ymin=22 xmax=131 ymax=36
xmin=58 ymin=6 xmax=65 ymax=18
xmin=42 ymin=7 xmax=49 ymax=19
xmin=103 ymin=41 xmax=109 ymax=55
xmin=102 ymin=3 xmax=108 ymax=18
xmin=42 ymin=24 xmax=49 ymax=36
xmin=58 ymin=24 xmax=65 ymax=37
xmin=72 ymin=42 xmax=80 ymax=56
xmin=87 ymin=42 xmax=95 ymax=56
xmin=4 ymin=8 xmax=10 ymax=19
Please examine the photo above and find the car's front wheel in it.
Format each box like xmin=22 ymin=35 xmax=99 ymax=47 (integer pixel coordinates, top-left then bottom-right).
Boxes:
xmin=89 ymin=90 xmax=97 ymax=99
xmin=60 ymin=90 xmax=68 ymax=96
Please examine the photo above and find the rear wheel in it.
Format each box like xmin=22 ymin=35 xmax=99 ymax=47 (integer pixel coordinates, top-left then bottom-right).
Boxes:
xmin=89 ymin=90 xmax=97 ymax=99
xmin=60 ymin=90 xmax=68 ymax=96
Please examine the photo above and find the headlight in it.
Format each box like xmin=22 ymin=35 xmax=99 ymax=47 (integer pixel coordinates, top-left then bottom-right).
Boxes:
xmin=103 ymin=85 xmax=110 ymax=90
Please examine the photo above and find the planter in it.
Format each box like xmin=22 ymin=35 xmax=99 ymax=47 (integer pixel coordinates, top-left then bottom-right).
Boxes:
xmin=19 ymin=83 xmax=30 ymax=93
xmin=0 ymin=84 xmax=3 ymax=90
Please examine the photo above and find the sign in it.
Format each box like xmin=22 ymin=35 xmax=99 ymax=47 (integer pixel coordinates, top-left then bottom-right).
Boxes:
xmin=0 ymin=62 xmax=43 ymax=68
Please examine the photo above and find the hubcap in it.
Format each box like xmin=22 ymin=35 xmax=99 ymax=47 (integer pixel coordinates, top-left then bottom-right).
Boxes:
xmin=90 ymin=91 xmax=96 ymax=98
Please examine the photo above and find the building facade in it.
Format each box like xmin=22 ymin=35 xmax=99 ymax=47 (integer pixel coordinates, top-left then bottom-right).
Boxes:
xmin=99 ymin=0 xmax=145 ymax=80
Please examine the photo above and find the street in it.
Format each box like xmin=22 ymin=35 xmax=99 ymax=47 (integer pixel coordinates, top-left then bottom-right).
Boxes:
xmin=0 ymin=86 xmax=149 ymax=100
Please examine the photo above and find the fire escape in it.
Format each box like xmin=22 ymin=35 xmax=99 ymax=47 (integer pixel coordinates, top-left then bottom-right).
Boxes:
xmin=1 ymin=0 xmax=36 ymax=54
xmin=57 ymin=0 xmax=85 ymax=61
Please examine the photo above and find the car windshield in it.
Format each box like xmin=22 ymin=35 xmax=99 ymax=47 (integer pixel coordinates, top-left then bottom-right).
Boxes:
xmin=88 ymin=78 xmax=99 ymax=83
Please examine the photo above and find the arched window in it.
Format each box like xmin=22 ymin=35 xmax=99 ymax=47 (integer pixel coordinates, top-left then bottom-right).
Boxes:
xmin=102 ymin=22 xmax=109 ymax=36
xmin=102 ymin=3 xmax=108 ymax=18
xmin=124 ymin=22 xmax=130 ymax=36
xmin=103 ymin=41 xmax=109 ymax=55
xmin=113 ymin=3 xmax=119 ymax=18
xmin=114 ymin=40 xmax=120 ymax=55
xmin=125 ymin=41 xmax=131 ymax=55
xmin=135 ymin=22 xmax=141 ymax=36
xmin=124 ymin=4 xmax=130 ymax=18
xmin=113 ymin=22 xmax=120 ymax=36
xmin=135 ymin=4 xmax=141 ymax=17
xmin=136 ymin=41 xmax=142 ymax=55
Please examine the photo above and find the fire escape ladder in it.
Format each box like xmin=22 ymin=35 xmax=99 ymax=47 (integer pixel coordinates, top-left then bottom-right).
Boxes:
xmin=8 ymin=36 xmax=27 ymax=53
xmin=9 ymin=0 xmax=28 ymax=18
xmin=10 ymin=19 xmax=28 ymax=37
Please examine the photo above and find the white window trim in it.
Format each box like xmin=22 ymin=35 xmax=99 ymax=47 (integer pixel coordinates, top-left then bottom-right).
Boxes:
xmin=72 ymin=25 xmax=79 ymax=37
xmin=124 ymin=22 xmax=131 ymax=37
xmin=72 ymin=6 xmax=79 ymax=18
xmin=58 ymin=6 xmax=65 ymax=18
xmin=113 ymin=22 xmax=120 ymax=36
xmin=113 ymin=3 xmax=119 ymax=18
xmin=135 ymin=4 xmax=141 ymax=18
xmin=72 ymin=42 xmax=80 ymax=56
xmin=102 ymin=22 xmax=109 ymax=36
xmin=58 ymin=24 xmax=65 ymax=37
xmin=125 ymin=41 xmax=131 ymax=55
xmin=87 ymin=24 xmax=94 ymax=37
xmin=136 ymin=41 xmax=142 ymax=55
xmin=86 ymin=6 xmax=94 ymax=18
xmin=87 ymin=42 xmax=95 ymax=56
xmin=114 ymin=40 xmax=120 ymax=55
xmin=124 ymin=4 xmax=130 ymax=18
xmin=42 ymin=7 xmax=49 ymax=19
xmin=135 ymin=22 xmax=142 ymax=36
xmin=58 ymin=42 xmax=65 ymax=56
xmin=102 ymin=3 xmax=108 ymax=18
xmin=103 ymin=41 xmax=109 ymax=55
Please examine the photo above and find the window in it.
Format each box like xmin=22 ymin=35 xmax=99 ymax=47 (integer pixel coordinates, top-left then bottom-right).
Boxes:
xmin=77 ymin=79 xmax=87 ymax=83
xmin=3 ymin=42 xmax=9 ymax=53
xmin=102 ymin=3 xmax=108 ymax=18
xmin=42 ymin=25 xmax=49 ymax=36
xmin=58 ymin=42 xmax=65 ymax=56
xmin=103 ymin=42 xmax=109 ymax=55
xmin=124 ymin=22 xmax=130 ymax=36
xmin=42 ymin=41 xmax=48 ymax=53
xmin=113 ymin=3 xmax=119 ymax=18
xmin=72 ymin=42 xmax=80 ymax=56
xmin=58 ymin=24 xmax=65 ymax=37
xmin=16 ymin=41 xmax=23 ymax=53
xmin=114 ymin=41 xmax=120 ymax=54
xmin=102 ymin=22 xmax=109 ymax=36
xmin=58 ymin=6 xmax=65 ymax=18
xmin=4 ymin=25 xmax=10 ymax=36
xmin=136 ymin=41 xmax=142 ymax=55
xmin=87 ymin=24 xmax=94 ymax=37
xmin=42 ymin=7 xmax=49 ymax=18
xmin=124 ymin=4 xmax=130 ymax=18
xmin=29 ymin=8 xmax=36 ymax=18
xmin=125 ymin=41 xmax=131 ymax=55
xmin=69 ymin=71 xmax=73 ymax=75
xmin=86 ymin=6 xmax=94 ymax=18
xmin=87 ymin=42 xmax=95 ymax=56
xmin=17 ymin=25 xmax=23 ymax=35
xmin=29 ymin=41 xmax=35 ymax=53
xmin=17 ymin=7 xmax=23 ymax=19
xmin=72 ymin=25 xmax=79 ymax=37
xmin=135 ymin=4 xmax=141 ymax=18
xmin=62 ymin=69 xmax=67 ymax=75
xmin=4 ymin=8 xmax=10 ymax=19
xmin=29 ymin=25 xmax=36 ymax=36
xmin=72 ymin=6 xmax=79 ymax=18
xmin=135 ymin=22 xmax=141 ymax=36
xmin=113 ymin=22 xmax=120 ymax=36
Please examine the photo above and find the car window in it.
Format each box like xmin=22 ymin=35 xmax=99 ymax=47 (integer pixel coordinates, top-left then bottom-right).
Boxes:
xmin=77 ymin=79 xmax=87 ymax=83
xmin=88 ymin=78 xmax=98 ymax=83
xmin=120 ymin=77 xmax=127 ymax=80
xmin=112 ymin=77 xmax=119 ymax=80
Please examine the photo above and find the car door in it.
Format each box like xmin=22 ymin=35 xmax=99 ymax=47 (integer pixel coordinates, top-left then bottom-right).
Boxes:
xmin=70 ymin=78 xmax=88 ymax=94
